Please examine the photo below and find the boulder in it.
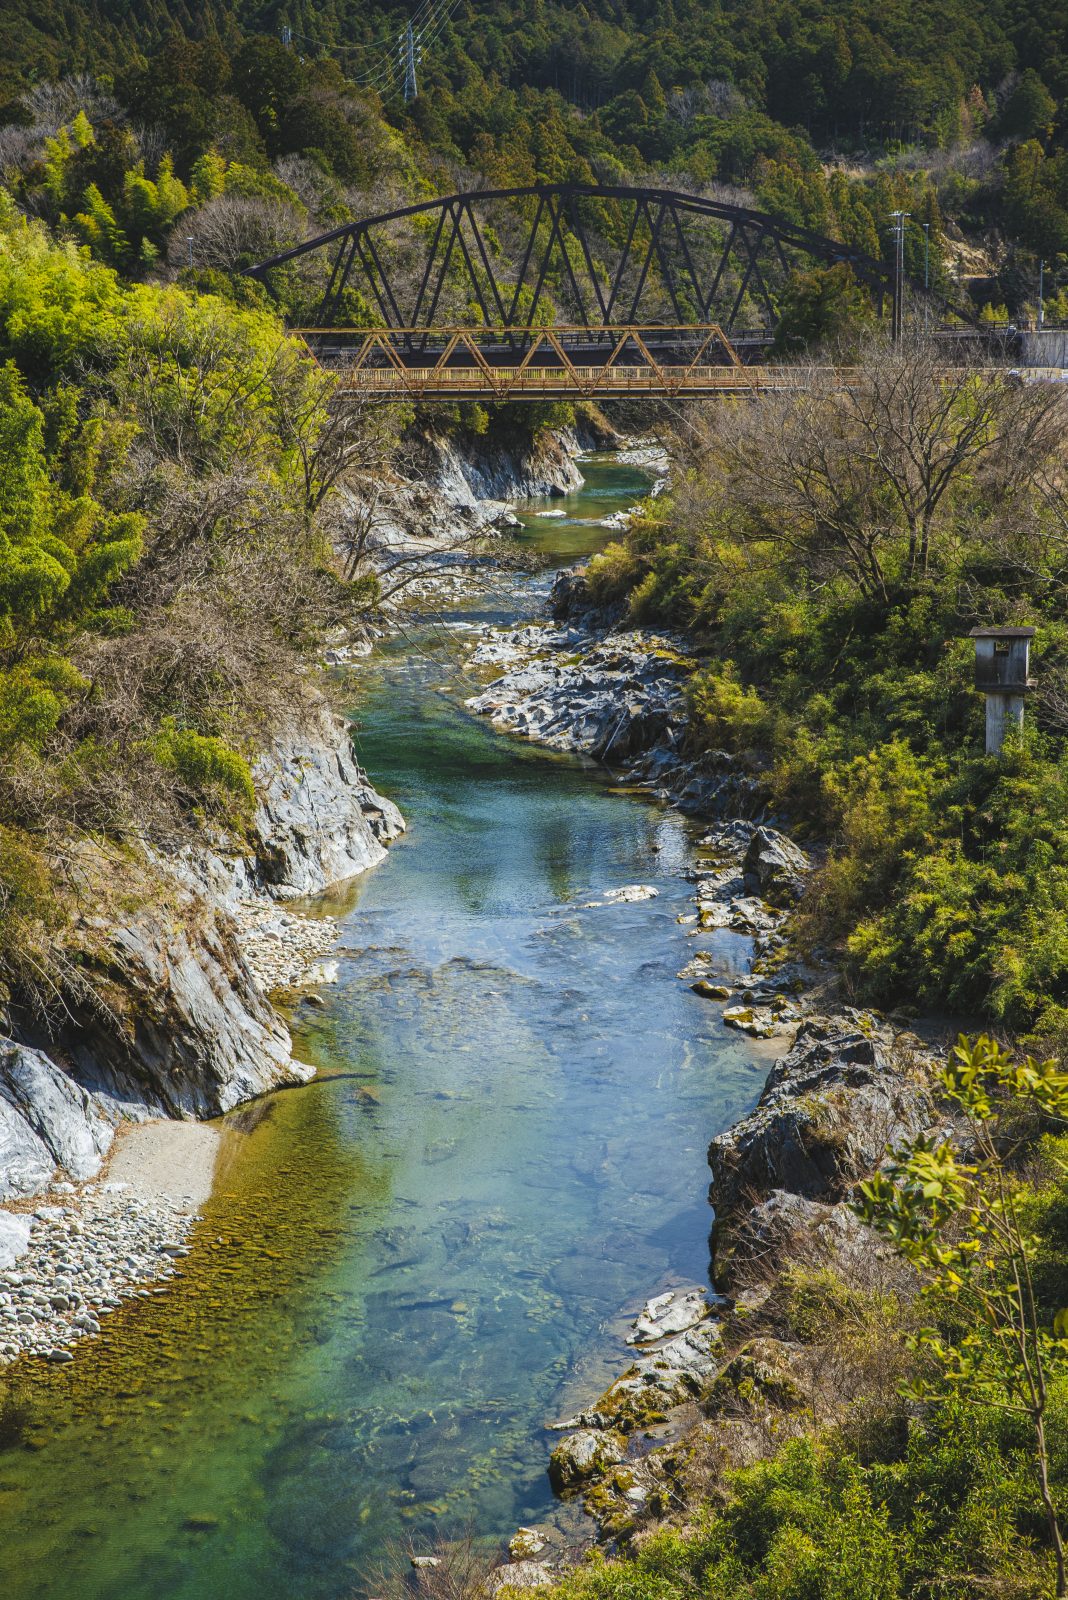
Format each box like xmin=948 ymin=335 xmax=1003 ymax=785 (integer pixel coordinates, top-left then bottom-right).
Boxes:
xmin=0 ymin=1208 xmax=33 ymax=1266
xmin=551 ymin=566 xmax=592 ymax=620
xmin=742 ymin=826 xmax=809 ymax=907
xmin=466 ymin=631 xmax=688 ymax=767
xmin=488 ymin=1563 xmax=554 ymax=1594
xmin=692 ymin=981 xmax=732 ymax=1001
xmin=627 ymin=1287 xmax=709 ymax=1345
xmin=0 ymin=1040 xmax=113 ymax=1198
xmin=708 ymin=1018 xmax=935 ymax=1217
xmin=508 ymin=1529 xmax=547 ymax=1560
xmin=736 ymin=1189 xmax=877 ymax=1277
xmin=548 ymin=1428 xmax=626 ymax=1493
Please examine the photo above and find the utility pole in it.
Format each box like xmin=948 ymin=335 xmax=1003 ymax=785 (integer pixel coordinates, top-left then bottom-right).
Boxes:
xmin=922 ymin=222 xmax=930 ymax=332
xmin=1039 ymin=258 xmax=1045 ymax=329
xmin=889 ymin=211 xmax=909 ymax=342
xmin=402 ymin=19 xmax=418 ymax=103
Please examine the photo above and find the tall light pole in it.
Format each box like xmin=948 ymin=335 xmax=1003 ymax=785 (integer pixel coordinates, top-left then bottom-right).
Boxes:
xmin=889 ymin=211 xmax=910 ymax=342
xmin=923 ymin=221 xmax=930 ymax=332
xmin=1039 ymin=258 xmax=1045 ymax=330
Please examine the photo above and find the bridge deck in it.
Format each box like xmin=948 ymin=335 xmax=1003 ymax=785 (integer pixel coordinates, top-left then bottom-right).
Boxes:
xmin=332 ymin=362 xmax=792 ymax=399
xmin=294 ymin=324 xmax=774 ymax=400
xmin=292 ymin=325 xmax=1019 ymax=402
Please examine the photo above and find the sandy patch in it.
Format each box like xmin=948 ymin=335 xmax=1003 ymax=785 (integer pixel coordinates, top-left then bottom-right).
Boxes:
xmin=104 ymin=1118 xmax=221 ymax=1209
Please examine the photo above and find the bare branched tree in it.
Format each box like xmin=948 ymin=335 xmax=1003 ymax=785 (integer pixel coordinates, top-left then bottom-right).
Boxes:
xmin=664 ymin=333 xmax=1068 ymax=602
xmin=175 ymin=194 xmax=308 ymax=273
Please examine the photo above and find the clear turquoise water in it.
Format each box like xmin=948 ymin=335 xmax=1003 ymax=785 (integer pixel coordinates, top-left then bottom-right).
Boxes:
xmin=0 ymin=457 xmax=763 ymax=1599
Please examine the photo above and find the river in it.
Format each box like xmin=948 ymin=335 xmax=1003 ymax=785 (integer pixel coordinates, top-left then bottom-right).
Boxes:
xmin=1 ymin=456 xmax=763 ymax=1600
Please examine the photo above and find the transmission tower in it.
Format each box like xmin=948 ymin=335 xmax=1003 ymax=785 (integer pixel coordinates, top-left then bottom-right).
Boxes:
xmin=402 ymin=20 xmax=419 ymax=102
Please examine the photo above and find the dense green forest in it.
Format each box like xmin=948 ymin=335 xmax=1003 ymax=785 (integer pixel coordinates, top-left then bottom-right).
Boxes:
xmin=0 ymin=0 xmax=1066 ymax=309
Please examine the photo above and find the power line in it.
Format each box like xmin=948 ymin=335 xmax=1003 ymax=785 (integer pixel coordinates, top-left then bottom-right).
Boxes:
xmin=402 ymin=20 xmax=418 ymax=102
xmin=279 ymin=0 xmax=461 ymax=99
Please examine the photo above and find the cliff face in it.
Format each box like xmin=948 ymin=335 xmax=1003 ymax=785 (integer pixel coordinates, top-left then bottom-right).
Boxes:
xmin=249 ymin=713 xmax=405 ymax=900
xmin=0 ymin=710 xmax=404 ymax=1198
xmin=0 ymin=416 xmax=579 ymax=1204
xmin=343 ymin=420 xmax=598 ymax=559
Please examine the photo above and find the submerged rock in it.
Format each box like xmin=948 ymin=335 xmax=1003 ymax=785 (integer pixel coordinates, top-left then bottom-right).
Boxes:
xmin=602 ymin=884 xmax=659 ymax=904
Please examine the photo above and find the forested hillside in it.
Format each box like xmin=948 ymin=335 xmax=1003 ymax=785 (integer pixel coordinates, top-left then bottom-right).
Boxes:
xmin=0 ymin=0 xmax=1066 ymax=314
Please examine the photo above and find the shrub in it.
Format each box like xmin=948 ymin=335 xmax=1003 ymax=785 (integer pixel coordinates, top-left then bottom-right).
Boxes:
xmin=151 ymin=721 xmax=256 ymax=818
xmin=686 ymin=661 xmax=778 ymax=757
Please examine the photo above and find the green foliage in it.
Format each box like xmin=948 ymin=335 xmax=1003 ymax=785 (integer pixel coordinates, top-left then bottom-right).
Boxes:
xmin=0 ymin=355 xmax=142 ymax=758
xmin=773 ymin=263 xmax=877 ymax=355
xmin=0 ymin=193 xmax=125 ymax=379
xmin=780 ymin=1266 xmax=878 ymax=1344
xmin=859 ymin=1035 xmax=1068 ymax=1593
xmin=549 ymin=1412 xmax=1063 ymax=1600
xmin=686 ymin=662 xmax=778 ymax=756
xmin=151 ymin=721 xmax=255 ymax=819
xmin=0 ymin=173 xmax=381 ymax=1009
xmin=593 ymin=344 xmax=1068 ymax=1026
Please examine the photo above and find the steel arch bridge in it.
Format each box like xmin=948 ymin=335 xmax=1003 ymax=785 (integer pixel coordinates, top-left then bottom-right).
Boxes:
xmin=246 ymin=182 xmax=967 ymax=400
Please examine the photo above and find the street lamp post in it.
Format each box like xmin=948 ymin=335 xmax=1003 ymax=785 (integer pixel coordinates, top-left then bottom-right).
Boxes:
xmin=889 ymin=211 xmax=910 ymax=342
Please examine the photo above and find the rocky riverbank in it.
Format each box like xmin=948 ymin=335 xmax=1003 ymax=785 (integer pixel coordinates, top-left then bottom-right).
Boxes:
xmin=0 ymin=1178 xmax=197 ymax=1366
xmin=0 ymin=420 xmax=597 ymax=1369
xmin=0 ymin=706 xmax=404 ymax=1365
xmin=458 ymin=558 xmax=950 ymax=1565
xmin=527 ymin=1011 xmax=945 ymax=1550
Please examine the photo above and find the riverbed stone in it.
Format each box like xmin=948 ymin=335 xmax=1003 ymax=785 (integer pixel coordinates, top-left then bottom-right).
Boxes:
xmin=548 ymin=1429 xmax=626 ymax=1492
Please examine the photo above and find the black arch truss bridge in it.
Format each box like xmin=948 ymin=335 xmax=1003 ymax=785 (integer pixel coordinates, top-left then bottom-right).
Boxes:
xmin=246 ymin=182 xmax=967 ymax=399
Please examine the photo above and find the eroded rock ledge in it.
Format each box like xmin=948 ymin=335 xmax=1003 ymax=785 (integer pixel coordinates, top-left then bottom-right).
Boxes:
xmin=0 ymin=707 xmax=404 ymax=1345
xmin=542 ymin=1013 xmax=944 ymax=1544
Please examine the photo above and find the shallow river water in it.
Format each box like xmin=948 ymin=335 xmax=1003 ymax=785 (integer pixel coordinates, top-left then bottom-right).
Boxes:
xmin=1 ymin=458 xmax=763 ymax=1600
